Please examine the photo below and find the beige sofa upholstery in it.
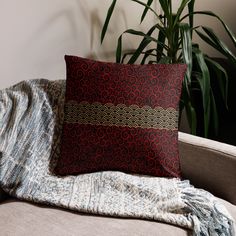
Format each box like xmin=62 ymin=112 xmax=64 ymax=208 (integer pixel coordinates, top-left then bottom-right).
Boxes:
xmin=0 ymin=132 xmax=235 ymax=236
xmin=179 ymin=132 xmax=236 ymax=204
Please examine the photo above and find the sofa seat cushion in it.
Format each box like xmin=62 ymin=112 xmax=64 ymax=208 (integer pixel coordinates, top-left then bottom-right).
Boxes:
xmin=0 ymin=199 xmax=188 ymax=236
xmin=0 ymin=199 xmax=235 ymax=236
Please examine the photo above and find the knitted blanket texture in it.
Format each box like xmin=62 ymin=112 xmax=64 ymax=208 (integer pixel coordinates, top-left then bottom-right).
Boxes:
xmin=0 ymin=79 xmax=234 ymax=236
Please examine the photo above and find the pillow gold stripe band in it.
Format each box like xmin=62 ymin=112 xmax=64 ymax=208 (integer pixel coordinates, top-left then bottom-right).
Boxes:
xmin=64 ymin=101 xmax=178 ymax=130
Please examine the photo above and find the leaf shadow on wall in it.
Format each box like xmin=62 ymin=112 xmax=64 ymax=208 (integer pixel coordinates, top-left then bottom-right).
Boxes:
xmin=74 ymin=0 xmax=129 ymax=61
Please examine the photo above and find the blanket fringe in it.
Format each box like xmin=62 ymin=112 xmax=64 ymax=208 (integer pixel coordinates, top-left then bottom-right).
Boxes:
xmin=178 ymin=180 xmax=235 ymax=236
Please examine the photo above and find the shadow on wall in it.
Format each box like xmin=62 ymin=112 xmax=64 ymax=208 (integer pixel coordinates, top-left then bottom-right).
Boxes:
xmin=15 ymin=3 xmax=86 ymax=82
xmin=75 ymin=0 xmax=129 ymax=61
xmin=25 ymin=9 xmax=79 ymax=46
xmin=23 ymin=0 xmax=127 ymax=64
xmin=18 ymin=0 xmax=165 ymax=65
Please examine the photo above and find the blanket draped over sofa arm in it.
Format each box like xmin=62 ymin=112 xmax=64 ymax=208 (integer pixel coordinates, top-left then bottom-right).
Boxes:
xmin=179 ymin=132 xmax=236 ymax=205
xmin=0 ymin=79 xmax=234 ymax=236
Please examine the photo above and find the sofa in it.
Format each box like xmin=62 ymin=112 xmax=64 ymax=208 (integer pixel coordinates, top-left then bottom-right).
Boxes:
xmin=0 ymin=132 xmax=235 ymax=236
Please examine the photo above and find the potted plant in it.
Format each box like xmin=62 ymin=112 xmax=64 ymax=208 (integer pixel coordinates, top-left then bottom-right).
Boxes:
xmin=101 ymin=0 xmax=236 ymax=138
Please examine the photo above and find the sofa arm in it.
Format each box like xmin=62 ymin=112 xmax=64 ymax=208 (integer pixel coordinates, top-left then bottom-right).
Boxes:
xmin=178 ymin=132 xmax=236 ymax=205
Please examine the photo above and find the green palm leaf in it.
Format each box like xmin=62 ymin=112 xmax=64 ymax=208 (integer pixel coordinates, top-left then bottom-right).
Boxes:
xmin=140 ymin=0 xmax=154 ymax=23
xmin=116 ymin=28 xmax=169 ymax=63
xmin=173 ymin=0 xmax=191 ymax=27
xmin=181 ymin=78 xmax=197 ymax=134
xmin=210 ymin=89 xmax=219 ymax=135
xmin=193 ymin=47 xmax=211 ymax=137
xmin=156 ymin=30 xmax=166 ymax=62
xmin=131 ymin=0 xmax=164 ymax=24
xmin=128 ymin=24 xmax=160 ymax=64
xmin=201 ymin=27 xmax=236 ymax=64
xmin=101 ymin=0 xmax=117 ymax=43
xmin=205 ymin=57 xmax=228 ymax=107
xmin=187 ymin=0 xmax=195 ymax=37
xmin=181 ymin=11 xmax=236 ymax=47
xmin=180 ymin=23 xmax=192 ymax=83
xmin=158 ymin=0 xmax=170 ymax=18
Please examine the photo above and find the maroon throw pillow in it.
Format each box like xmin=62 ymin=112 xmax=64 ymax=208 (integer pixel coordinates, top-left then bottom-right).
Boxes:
xmin=55 ymin=55 xmax=187 ymax=177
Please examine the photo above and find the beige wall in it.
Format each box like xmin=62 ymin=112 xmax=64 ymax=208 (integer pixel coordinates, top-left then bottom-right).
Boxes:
xmin=0 ymin=0 xmax=235 ymax=89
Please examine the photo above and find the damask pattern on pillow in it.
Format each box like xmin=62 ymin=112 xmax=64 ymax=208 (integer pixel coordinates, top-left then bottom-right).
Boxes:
xmin=55 ymin=55 xmax=187 ymax=177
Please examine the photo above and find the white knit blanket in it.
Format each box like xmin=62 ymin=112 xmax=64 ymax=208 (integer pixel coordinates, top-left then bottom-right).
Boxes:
xmin=0 ymin=79 xmax=234 ymax=235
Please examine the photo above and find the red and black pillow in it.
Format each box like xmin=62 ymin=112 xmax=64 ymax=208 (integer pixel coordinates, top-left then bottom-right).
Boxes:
xmin=54 ymin=55 xmax=186 ymax=178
